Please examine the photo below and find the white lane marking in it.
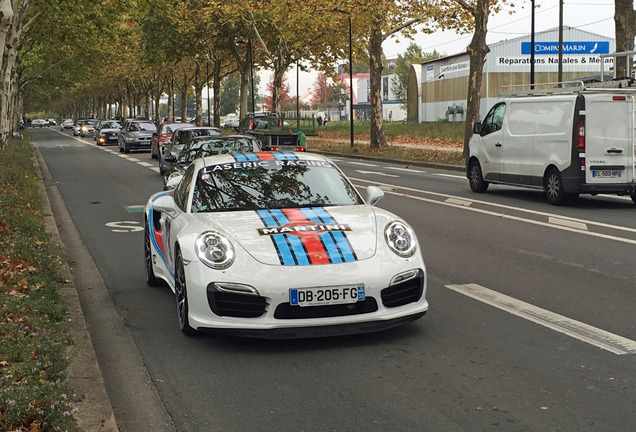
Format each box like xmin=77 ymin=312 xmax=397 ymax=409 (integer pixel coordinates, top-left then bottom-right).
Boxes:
xmin=549 ymin=217 xmax=588 ymax=231
xmin=446 ymin=283 xmax=636 ymax=355
xmin=127 ymin=157 xmax=140 ymax=162
xmin=137 ymin=162 xmax=154 ymax=167
xmin=434 ymin=173 xmax=465 ymax=180
xmin=351 ymin=177 xmax=636 ymax=236
xmin=150 ymin=167 xmax=160 ymax=173
xmin=348 ymin=161 xmax=378 ymax=167
xmin=386 ymin=167 xmax=424 ymax=173
xmin=355 ymin=170 xmax=399 ymax=177
xmin=445 ymin=197 xmax=472 ymax=206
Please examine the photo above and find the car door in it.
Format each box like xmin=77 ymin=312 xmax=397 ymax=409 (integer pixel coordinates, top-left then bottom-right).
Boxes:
xmin=478 ymin=103 xmax=506 ymax=181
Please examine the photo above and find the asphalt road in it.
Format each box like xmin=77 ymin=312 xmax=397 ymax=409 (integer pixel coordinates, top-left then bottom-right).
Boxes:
xmin=33 ymin=127 xmax=636 ymax=432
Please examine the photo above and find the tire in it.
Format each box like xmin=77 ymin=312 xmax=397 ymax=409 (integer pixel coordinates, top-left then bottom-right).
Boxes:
xmin=544 ymin=168 xmax=566 ymax=205
xmin=124 ymin=143 xmax=130 ymax=154
xmin=468 ymin=160 xmax=489 ymax=193
xmin=630 ymin=194 xmax=636 ymax=205
xmin=159 ymin=158 xmax=166 ymax=175
xmin=175 ymin=250 xmax=197 ymax=336
xmin=144 ymin=222 xmax=162 ymax=287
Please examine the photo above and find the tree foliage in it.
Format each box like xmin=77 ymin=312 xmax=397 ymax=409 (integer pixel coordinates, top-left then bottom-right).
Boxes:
xmin=391 ymin=43 xmax=443 ymax=105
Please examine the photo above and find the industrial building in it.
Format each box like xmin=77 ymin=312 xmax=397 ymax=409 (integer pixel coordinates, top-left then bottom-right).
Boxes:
xmin=407 ymin=27 xmax=616 ymax=123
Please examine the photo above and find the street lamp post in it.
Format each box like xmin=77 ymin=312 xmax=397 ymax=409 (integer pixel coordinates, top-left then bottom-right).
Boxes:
xmin=334 ymin=8 xmax=354 ymax=148
xmin=249 ymin=39 xmax=255 ymax=113
xmin=347 ymin=15 xmax=353 ymax=148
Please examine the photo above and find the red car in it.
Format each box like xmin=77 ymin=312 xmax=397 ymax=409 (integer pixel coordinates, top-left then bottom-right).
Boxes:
xmin=151 ymin=122 xmax=191 ymax=159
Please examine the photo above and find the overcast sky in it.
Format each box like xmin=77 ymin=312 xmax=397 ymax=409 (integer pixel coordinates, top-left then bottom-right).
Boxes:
xmin=260 ymin=0 xmax=621 ymax=100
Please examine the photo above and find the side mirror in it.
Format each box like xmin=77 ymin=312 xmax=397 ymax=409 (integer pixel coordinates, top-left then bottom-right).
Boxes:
xmin=152 ymin=195 xmax=178 ymax=217
xmin=366 ymin=186 xmax=384 ymax=206
xmin=473 ymin=122 xmax=483 ymax=135
xmin=165 ymin=172 xmax=183 ymax=190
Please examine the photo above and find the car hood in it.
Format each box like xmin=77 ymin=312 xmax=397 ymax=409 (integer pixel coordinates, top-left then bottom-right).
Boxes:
xmin=100 ymin=128 xmax=121 ymax=134
xmin=193 ymin=206 xmax=379 ymax=265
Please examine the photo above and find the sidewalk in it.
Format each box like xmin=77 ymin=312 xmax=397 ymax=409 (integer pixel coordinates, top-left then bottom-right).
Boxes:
xmin=306 ymin=136 xmax=466 ymax=173
xmin=307 ymin=136 xmax=464 ymax=153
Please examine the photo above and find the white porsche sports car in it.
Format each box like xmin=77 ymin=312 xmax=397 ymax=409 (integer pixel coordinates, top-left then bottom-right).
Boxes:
xmin=144 ymin=151 xmax=428 ymax=338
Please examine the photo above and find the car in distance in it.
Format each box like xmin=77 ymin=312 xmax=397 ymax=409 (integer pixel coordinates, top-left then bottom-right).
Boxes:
xmin=31 ymin=119 xmax=49 ymax=127
xmin=79 ymin=119 xmax=98 ymax=137
xmin=162 ymin=134 xmax=260 ymax=188
xmin=60 ymin=119 xmax=75 ymax=130
xmin=118 ymin=120 xmax=157 ymax=153
xmin=151 ymin=122 xmax=191 ymax=159
xmin=95 ymin=120 xmax=123 ymax=146
xmin=48 ymin=119 xmax=57 ymax=126
xmin=159 ymin=126 xmax=223 ymax=175
xmin=144 ymin=152 xmax=428 ymax=338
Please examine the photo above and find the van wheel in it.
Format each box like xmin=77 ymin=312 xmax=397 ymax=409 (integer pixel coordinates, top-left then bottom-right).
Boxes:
xmin=468 ymin=160 xmax=489 ymax=193
xmin=544 ymin=168 xmax=565 ymax=205
xmin=630 ymin=194 xmax=636 ymax=204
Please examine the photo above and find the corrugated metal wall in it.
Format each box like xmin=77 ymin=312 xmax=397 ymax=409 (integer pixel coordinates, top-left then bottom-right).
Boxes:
xmin=410 ymin=27 xmax=616 ymax=123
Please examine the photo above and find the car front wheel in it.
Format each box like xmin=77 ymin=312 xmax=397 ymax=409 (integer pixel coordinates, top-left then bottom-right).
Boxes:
xmin=144 ymin=222 xmax=161 ymax=287
xmin=175 ymin=250 xmax=197 ymax=336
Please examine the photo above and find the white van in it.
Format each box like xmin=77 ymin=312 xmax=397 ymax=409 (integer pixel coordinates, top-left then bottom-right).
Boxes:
xmin=467 ymin=80 xmax=636 ymax=205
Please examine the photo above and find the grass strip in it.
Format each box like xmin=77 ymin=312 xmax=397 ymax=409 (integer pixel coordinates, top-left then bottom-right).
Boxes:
xmin=0 ymin=134 xmax=79 ymax=432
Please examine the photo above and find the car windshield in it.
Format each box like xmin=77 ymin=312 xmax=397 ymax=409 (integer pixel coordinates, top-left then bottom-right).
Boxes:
xmin=101 ymin=121 xmax=121 ymax=129
xmin=134 ymin=122 xmax=156 ymax=132
xmin=178 ymin=138 xmax=259 ymax=163
xmin=191 ymin=158 xmax=363 ymax=212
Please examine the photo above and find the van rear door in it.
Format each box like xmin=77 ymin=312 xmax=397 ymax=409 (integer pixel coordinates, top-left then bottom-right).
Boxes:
xmin=584 ymin=94 xmax=635 ymax=184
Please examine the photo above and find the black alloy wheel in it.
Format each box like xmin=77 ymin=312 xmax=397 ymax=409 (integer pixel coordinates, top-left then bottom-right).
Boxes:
xmin=144 ymin=222 xmax=161 ymax=287
xmin=468 ymin=160 xmax=489 ymax=193
xmin=175 ymin=250 xmax=197 ymax=336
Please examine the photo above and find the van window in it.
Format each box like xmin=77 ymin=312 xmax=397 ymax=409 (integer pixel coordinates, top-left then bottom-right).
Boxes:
xmin=483 ymin=103 xmax=506 ymax=135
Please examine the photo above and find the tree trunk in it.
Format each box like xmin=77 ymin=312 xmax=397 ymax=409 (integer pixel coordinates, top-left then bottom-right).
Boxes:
xmin=0 ymin=0 xmax=21 ymax=150
xmin=180 ymin=72 xmax=188 ymax=122
xmin=369 ymin=23 xmax=387 ymax=148
xmin=167 ymin=77 xmax=174 ymax=122
xmin=462 ymin=0 xmax=491 ymax=159
xmin=212 ymin=61 xmax=222 ymax=128
xmin=613 ymin=0 xmax=636 ymax=78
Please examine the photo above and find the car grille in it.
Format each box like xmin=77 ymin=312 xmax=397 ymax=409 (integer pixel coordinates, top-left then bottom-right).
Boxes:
xmin=274 ymin=298 xmax=378 ymax=319
xmin=207 ymin=289 xmax=267 ymax=318
xmin=380 ymin=272 xmax=424 ymax=308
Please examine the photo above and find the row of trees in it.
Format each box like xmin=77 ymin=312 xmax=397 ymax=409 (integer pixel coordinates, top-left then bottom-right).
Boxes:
xmin=1 ymin=0 xmax=634 ymax=152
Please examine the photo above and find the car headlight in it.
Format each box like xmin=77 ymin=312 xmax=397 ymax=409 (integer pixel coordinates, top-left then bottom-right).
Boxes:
xmin=125 ymin=137 xmax=136 ymax=143
xmin=195 ymin=231 xmax=234 ymax=269
xmin=385 ymin=221 xmax=416 ymax=257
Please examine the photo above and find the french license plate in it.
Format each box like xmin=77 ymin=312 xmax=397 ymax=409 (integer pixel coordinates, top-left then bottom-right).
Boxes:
xmin=290 ymin=285 xmax=365 ymax=307
xmin=592 ymin=170 xmax=622 ymax=178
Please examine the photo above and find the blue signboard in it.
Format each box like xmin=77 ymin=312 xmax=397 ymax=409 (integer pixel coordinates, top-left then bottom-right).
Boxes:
xmin=521 ymin=41 xmax=609 ymax=55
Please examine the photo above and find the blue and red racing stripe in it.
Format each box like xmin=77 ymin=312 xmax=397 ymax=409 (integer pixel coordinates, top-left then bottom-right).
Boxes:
xmin=257 ymin=207 xmax=357 ymax=266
